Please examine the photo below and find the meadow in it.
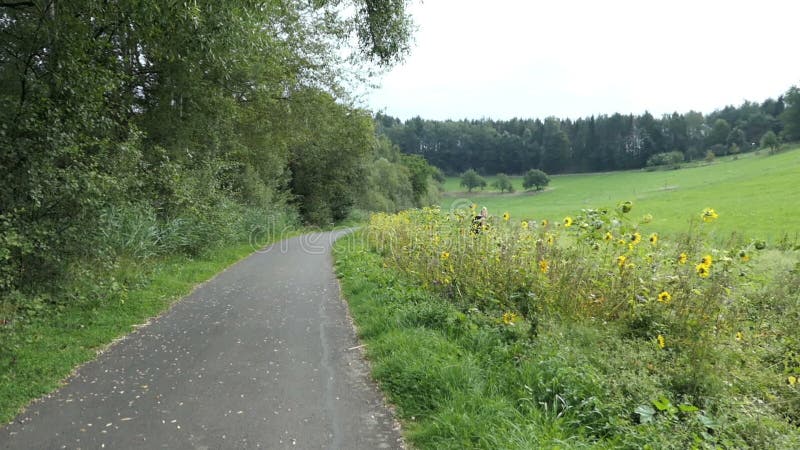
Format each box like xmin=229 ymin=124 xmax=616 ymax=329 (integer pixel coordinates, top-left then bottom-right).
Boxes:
xmin=440 ymin=147 xmax=800 ymax=242
xmin=335 ymin=146 xmax=800 ymax=448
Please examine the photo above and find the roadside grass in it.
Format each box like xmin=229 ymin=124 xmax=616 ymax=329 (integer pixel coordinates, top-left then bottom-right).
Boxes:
xmin=440 ymin=146 xmax=800 ymax=242
xmin=0 ymin=234 xmax=299 ymax=425
xmin=336 ymin=213 xmax=800 ymax=449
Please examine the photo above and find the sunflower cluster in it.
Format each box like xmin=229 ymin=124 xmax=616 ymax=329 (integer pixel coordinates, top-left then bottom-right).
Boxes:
xmin=367 ymin=204 xmax=759 ymax=352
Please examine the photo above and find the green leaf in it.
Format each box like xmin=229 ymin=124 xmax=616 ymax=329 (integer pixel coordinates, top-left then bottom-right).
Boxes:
xmin=635 ymin=404 xmax=656 ymax=424
xmin=652 ymin=396 xmax=672 ymax=411
xmin=697 ymin=413 xmax=717 ymax=429
xmin=678 ymin=403 xmax=699 ymax=413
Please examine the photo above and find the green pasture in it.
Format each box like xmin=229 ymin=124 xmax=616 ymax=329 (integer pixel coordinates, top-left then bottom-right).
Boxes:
xmin=440 ymin=147 xmax=800 ymax=241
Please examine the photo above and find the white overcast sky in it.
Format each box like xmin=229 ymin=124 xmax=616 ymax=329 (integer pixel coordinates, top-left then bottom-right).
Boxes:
xmin=364 ymin=0 xmax=800 ymax=121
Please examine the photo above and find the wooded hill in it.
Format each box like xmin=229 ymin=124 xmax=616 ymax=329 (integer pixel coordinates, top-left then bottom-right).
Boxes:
xmin=376 ymin=86 xmax=800 ymax=174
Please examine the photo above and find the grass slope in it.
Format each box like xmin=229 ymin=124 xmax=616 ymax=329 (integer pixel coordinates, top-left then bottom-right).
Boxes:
xmin=441 ymin=147 xmax=800 ymax=241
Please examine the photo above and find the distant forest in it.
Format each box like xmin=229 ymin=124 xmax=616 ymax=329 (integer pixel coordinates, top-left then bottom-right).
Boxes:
xmin=376 ymin=85 xmax=800 ymax=175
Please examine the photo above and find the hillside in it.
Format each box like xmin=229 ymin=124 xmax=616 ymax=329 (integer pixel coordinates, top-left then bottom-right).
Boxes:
xmin=440 ymin=146 xmax=800 ymax=241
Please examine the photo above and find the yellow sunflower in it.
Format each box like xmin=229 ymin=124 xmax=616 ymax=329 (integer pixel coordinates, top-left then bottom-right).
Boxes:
xmin=503 ymin=212 xmax=510 ymax=221
xmin=657 ymin=291 xmax=672 ymax=303
xmin=521 ymin=220 xmax=528 ymax=229
xmin=657 ymin=334 xmax=666 ymax=349
xmin=678 ymin=252 xmax=688 ymax=264
xmin=617 ymin=255 xmax=627 ymax=268
xmin=604 ymin=231 xmax=613 ymax=241
xmin=649 ymin=233 xmax=658 ymax=246
xmin=539 ymin=259 xmax=549 ymax=273
xmin=563 ymin=216 xmax=573 ymax=227
xmin=700 ymin=254 xmax=713 ymax=267
xmin=502 ymin=312 xmax=519 ymax=325
xmin=701 ymin=207 xmax=719 ymax=223
xmin=696 ymin=263 xmax=710 ymax=278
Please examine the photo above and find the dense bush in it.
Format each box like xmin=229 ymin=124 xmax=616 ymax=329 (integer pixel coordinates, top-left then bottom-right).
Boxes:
xmin=646 ymin=151 xmax=685 ymax=168
xmin=492 ymin=173 xmax=515 ymax=193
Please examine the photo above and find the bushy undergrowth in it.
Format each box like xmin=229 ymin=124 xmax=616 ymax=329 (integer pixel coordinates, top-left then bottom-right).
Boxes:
xmin=100 ymin=201 xmax=296 ymax=260
xmin=342 ymin=203 xmax=800 ymax=448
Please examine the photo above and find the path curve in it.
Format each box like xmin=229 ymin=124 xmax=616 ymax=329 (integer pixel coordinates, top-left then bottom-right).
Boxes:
xmin=1 ymin=230 xmax=402 ymax=449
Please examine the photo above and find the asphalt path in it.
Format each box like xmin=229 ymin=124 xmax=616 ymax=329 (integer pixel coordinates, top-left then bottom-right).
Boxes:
xmin=1 ymin=229 xmax=403 ymax=449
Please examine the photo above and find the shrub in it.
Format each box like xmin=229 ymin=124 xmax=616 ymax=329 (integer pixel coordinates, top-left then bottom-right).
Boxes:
xmin=761 ymin=130 xmax=781 ymax=154
xmin=492 ymin=173 xmax=515 ymax=193
xmin=645 ymin=151 xmax=684 ymax=169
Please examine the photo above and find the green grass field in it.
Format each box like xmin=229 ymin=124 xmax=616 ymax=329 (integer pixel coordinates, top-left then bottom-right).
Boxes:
xmin=441 ymin=147 xmax=800 ymax=242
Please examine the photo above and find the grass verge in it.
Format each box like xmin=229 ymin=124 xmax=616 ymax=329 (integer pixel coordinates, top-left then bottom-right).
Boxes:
xmin=334 ymin=231 xmax=800 ymax=449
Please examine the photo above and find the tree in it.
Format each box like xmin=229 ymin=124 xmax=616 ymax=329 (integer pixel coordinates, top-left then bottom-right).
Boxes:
xmin=401 ymin=154 xmax=436 ymax=204
xmin=288 ymin=90 xmax=375 ymax=223
xmin=541 ymin=117 xmax=572 ymax=172
xmin=707 ymin=119 xmax=732 ymax=148
xmin=726 ymin=128 xmax=746 ymax=148
xmin=460 ymin=169 xmax=486 ymax=192
xmin=492 ymin=173 xmax=514 ymax=193
xmin=0 ymin=0 xmax=418 ymax=303
xmin=760 ymin=130 xmax=780 ymax=154
xmin=522 ymin=169 xmax=550 ymax=191
xmin=780 ymin=86 xmax=800 ymax=141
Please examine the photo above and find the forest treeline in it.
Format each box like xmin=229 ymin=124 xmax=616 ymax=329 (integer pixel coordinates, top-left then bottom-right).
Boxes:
xmin=0 ymin=1 xmax=434 ymax=310
xmin=376 ymin=85 xmax=800 ymax=175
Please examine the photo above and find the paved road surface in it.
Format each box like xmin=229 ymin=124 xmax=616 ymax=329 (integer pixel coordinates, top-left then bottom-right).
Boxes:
xmin=1 ymin=230 xmax=403 ymax=449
